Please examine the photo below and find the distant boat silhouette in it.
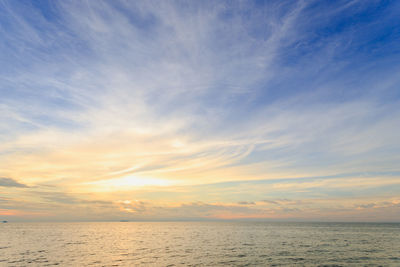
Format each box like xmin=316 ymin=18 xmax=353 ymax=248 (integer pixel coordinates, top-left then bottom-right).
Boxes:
xmin=2 ymin=220 xmax=7 ymax=223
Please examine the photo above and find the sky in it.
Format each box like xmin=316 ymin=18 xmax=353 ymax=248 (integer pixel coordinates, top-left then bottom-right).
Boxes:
xmin=1 ymin=0 xmax=400 ymax=222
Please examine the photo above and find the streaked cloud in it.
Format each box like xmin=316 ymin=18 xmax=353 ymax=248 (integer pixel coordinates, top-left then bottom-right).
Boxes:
xmin=0 ymin=0 xmax=399 ymax=221
xmin=0 ymin=177 xmax=28 ymax=188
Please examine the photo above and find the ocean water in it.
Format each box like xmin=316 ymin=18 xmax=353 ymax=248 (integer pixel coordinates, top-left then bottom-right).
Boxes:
xmin=0 ymin=222 xmax=399 ymax=266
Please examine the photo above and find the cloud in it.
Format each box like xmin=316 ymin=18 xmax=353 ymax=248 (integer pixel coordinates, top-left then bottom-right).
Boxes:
xmin=356 ymin=203 xmax=376 ymax=209
xmin=0 ymin=197 xmax=9 ymax=203
xmin=0 ymin=1 xmax=399 ymax=221
xmin=0 ymin=177 xmax=28 ymax=188
xmin=261 ymin=200 xmax=278 ymax=205
xmin=237 ymin=201 xmax=255 ymax=205
xmin=27 ymin=190 xmax=115 ymax=206
xmin=118 ymin=200 xmax=147 ymax=213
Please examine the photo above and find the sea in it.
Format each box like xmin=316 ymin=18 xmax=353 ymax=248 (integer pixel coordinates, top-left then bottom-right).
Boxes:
xmin=0 ymin=222 xmax=399 ymax=266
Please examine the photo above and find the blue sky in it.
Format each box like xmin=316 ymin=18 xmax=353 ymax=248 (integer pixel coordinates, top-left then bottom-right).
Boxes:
xmin=1 ymin=0 xmax=400 ymax=221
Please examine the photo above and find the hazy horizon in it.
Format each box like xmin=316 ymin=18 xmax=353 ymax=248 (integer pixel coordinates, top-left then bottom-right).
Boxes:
xmin=1 ymin=0 xmax=400 ymax=223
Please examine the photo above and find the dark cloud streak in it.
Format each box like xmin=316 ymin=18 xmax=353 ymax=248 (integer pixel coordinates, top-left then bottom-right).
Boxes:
xmin=0 ymin=177 xmax=28 ymax=188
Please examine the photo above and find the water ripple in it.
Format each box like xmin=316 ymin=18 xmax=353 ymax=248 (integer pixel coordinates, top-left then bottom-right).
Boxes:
xmin=0 ymin=222 xmax=399 ymax=266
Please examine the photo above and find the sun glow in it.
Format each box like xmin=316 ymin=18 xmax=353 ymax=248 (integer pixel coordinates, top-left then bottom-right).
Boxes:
xmin=85 ymin=175 xmax=174 ymax=192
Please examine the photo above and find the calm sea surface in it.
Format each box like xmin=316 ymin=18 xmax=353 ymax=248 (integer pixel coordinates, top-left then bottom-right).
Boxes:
xmin=0 ymin=222 xmax=399 ymax=266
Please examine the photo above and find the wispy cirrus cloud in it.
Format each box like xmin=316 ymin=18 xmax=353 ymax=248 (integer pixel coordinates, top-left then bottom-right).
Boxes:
xmin=0 ymin=0 xmax=400 ymax=221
